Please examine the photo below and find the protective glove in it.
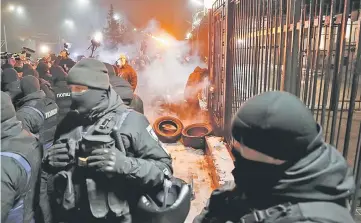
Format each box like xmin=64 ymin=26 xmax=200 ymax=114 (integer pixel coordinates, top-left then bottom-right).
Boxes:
xmin=45 ymin=143 xmax=71 ymax=168
xmin=87 ymin=147 xmax=132 ymax=175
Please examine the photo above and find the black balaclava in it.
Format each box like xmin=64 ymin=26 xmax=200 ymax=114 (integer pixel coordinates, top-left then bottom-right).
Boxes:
xmin=20 ymin=76 xmax=41 ymax=95
xmin=71 ymin=88 xmax=108 ymax=118
xmin=230 ymin=91 xmax=319 ymax=201
xmin=2 ymin=68 xmax=19 ymax=85
xmin=231 ymin=150 xmax=290 ymax=200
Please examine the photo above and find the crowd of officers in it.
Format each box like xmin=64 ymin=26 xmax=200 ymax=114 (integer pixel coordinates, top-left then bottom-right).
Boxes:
xmin=1 ymin=51 xmax=359 ymax=223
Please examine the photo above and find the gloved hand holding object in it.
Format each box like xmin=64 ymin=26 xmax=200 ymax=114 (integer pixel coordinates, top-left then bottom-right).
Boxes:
xmin=45 ymin=143 xmax=71 ymax=168
xmin=87 ymin=147 xmax=131 ymax=175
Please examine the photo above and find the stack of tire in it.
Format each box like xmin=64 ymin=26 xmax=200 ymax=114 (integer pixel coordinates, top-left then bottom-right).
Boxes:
xmin=152 ymin=116 xmax=212 ymax=149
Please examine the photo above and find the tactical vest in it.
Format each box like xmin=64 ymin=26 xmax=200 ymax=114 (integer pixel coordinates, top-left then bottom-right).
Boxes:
xmin=55 ymin=106 xmax=133 ymax=220
xmin=1 ymin=130 xmax=42 ymax=223
xmin=22 ymin=98 xmax=59 ymax=150
xmin=53 ymin=84 xmax=72 ymax=123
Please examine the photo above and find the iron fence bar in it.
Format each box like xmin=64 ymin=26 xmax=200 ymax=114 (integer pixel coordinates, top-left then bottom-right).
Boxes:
xmin=225 ymin=0 xmax=234 ymax=141
xmin=259 ymin=1 xmax=265 ymax=93
xmin=302 ymin=1 xmax=315 ymax=103
xmin=310 ymin=0 xmax=325 ymax=114
xmin=296 ymin=0 xmax=306 ymax=97
xmin=350 ymin=123 xmax=361 ymax=216
xmin=330 ymin=0 xmax=350 ymax=150
xmin=272 ymin=1 xmax=278 ymax=90
xmin=316 ymin=6 xmax=330 ymax=123
xmin=266 ymin=0 xmax=273 ymax=92
xmin=277 ymin=0 xmax=284 ymax=90
xmin=336 ymin=4 xmax=357 ymax=149
xmin=281 ymin=0 xmax=291 ymax=91
xmin=320 ymin=0 xmax=336 ymax=132
xmin=343 ymin=11 xmax=361 ymax=159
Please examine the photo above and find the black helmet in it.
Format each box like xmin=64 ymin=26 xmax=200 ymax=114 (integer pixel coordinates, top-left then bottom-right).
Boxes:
xmin=135 ymin=177 xmax=192 ymax=223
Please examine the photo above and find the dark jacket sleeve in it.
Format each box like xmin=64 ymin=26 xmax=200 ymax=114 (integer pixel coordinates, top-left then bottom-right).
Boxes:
xmin=1 ymin=157 xmax=28 ymax=222
xmin=193 ymin=181 xmax=245 ymax=223
xmin=121 ymin=112 xmax=173 ymax=188
xmin=16 ymin=107 xmax=44 ymax=134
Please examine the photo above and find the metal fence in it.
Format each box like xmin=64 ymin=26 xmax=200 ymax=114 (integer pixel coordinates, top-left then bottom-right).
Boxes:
xmin=208 ymin=0 xmax=361 ymax=217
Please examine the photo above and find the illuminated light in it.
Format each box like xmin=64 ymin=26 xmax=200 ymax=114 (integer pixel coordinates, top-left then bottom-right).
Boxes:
xmin=133 ymin=28 xmax=137 ymax=31
xmin=73 ymin=52 xmax=79 ymax=58
xmin=78 ymin=0 xmax=89 ymax=5
xmin=16 ymin=6 xmax=24 ymax=14
xmin=204 ymin=0 xmax=214 ymax=9
xmin=65 ymin=19 xmax=74 ymax=28
xmin=191 ymin=0 xmax=203 ymax=6
xmin=237 ymin=39 xmax=245 ymax=44
xmin=40 ymin=45 xmax=50 ymax=54
xmin=113 ymin=14 xmax=120 ymax=20
xmin=8 ymin=4 xmax=15 ymax=12
xmin=93 ymin=31 xmax=103 ymax=42
xmin=186 ymin=33 xmax=192 ymax=39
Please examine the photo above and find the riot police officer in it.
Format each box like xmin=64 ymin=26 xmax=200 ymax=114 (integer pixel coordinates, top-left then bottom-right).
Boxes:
xmin=43 ymin=58 xmax=173 ymax=223
xmin=16 ymin=75 xmax=59 ymax=150
xmin=1 ymin=92 xmax=42 ymax=223
xmin=51 ymin=65 xmax=72 ymax=123
xmin=104 ymin=62 xmax=144 ymax=114
xmin=193 ymin=91 xmax=356 ymax=223
xmin=1 ymin=68 xmax=22 ymax=105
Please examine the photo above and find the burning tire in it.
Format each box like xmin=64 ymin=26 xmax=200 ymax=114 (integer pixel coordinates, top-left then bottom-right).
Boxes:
xmin=182 ymin=123 xmax=212 ymax=149
xmin=153 ymin=116 xmax=184 ymax=143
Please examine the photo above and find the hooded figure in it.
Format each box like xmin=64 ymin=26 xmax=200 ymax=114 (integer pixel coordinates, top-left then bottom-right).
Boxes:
xmin=23 ymin=65 xmax=55 ymax=100
xmin=51 ymin=65 xmax=72 ymax=124
xmin=105 ymin=62 xmax=144 ymax=114
xmin=117 ymin=54 xmax=137 ymax=92
xmin=16 ymin=76 xmax=59 ymax=149
xmin=22 ymin=63 xmax=34 ymax=74
xmin=193 ymin=91 xmax=356 ymax=223
xmin=36 ymin=62 xmax=52 ymax=83
xmin=1 ymin=63 xmax=14 ymax=70
xmin=43 ymin=58 xmax=172 ymax=223
xmin=1 ymin=92 xmax=42 ymax=223
xmin=1 ymin=68 xmax=22 ymax=105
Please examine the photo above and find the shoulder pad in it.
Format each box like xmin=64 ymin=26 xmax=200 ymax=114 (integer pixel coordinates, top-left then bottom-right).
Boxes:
xmin=94 ymin=112 xmax=117 ymax=134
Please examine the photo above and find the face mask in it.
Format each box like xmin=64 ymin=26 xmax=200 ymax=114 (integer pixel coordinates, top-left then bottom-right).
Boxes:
xmin=232 ymin=154 xmax=288 ymax=197
xmin=71 ymin=88 xmax=107 ymax=117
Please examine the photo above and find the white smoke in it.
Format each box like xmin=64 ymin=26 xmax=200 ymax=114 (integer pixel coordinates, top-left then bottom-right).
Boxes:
xmin=97 ymin=19 xmax=207 ymax=123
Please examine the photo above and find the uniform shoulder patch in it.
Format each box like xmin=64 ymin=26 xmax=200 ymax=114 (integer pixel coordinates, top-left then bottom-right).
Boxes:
xmin=146 ymin=125 xmax=159 ymax=142
xmin=146 ymin=125 xmax=169 ymax=155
